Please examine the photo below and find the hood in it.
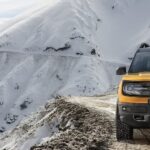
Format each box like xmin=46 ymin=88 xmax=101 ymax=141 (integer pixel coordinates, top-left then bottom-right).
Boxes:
xmin=122 ymin=72 xmax=150 ymax=81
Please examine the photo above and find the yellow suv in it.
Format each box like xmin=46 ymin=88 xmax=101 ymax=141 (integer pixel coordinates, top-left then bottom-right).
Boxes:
xmin=116 ymin=45 xmax=150 ymax=141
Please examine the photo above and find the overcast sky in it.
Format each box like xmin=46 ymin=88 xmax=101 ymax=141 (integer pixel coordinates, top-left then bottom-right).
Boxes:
xmin=0 ymin=0 xmax=52 ymax=20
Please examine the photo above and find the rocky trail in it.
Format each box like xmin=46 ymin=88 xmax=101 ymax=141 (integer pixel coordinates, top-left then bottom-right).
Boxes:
xmin=1 ymin=94 xmax=150 ymax=150
xmin=68 ymin=94 xmax=150 ymax=150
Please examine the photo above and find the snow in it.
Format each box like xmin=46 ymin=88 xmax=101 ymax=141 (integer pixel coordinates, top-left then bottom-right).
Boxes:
xmin=0 ymin=0 xmax=150 ymax=149
xmin=67 ymin=94 xmax=117 ymax=115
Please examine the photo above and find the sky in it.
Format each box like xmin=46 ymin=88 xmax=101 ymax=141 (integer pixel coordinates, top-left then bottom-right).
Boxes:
xmin=0 ymin=0 xmax=52 ymax=21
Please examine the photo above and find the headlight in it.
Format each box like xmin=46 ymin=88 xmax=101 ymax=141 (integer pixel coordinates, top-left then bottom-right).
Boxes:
xmin=123 ymin=81 xmax=150 ymax=96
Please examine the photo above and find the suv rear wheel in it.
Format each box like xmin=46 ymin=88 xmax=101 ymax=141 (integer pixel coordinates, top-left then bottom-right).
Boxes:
xmin=116 ymin=105 xmax=133 ymax=141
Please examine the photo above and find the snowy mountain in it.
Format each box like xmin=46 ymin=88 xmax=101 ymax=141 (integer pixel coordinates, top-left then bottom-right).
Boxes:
xmin=0 ymin=0 xmax=150 ymax=149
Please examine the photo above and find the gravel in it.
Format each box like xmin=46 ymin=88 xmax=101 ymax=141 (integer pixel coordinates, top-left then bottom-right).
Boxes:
xmin=31 ymin=98 xmax=113 ymax=150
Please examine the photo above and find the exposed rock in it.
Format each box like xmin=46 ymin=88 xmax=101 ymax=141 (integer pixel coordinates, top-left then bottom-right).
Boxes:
xmin=56 ymin=74 xmax=63 ymax=81
xmin=0 ymin=127 xmax=5 ymax=133
xmin=31 ymin=99 xmax=113 ymax=150
xmin=91 ymin=49 xmax=96 ymax=55
xmin=70 ymin=36 xmax=85 ymax=40
xmin=4 ymin=113 xmax=18 ymax=124
xmin=76 ymin=52 xmax=84 ymax=55
xmin=14 ymin=83 xmax=20 ymax=90
xmin=20 ymin=100 xmax=32 ymax=110
xmin=44 ymin=43 xmax=71 ymax=52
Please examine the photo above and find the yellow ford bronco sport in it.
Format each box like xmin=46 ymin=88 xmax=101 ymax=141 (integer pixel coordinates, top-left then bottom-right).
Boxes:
xmin=116 ymin=44 xmax=150 ymax=141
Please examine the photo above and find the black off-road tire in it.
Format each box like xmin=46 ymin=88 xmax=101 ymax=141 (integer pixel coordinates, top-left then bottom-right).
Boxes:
xmin=116 ymin=105 xmax=133 ymax=141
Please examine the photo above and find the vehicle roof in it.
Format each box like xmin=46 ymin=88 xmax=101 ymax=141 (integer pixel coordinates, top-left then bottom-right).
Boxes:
xmin=136 ymin=47 xmax=150 ymax=53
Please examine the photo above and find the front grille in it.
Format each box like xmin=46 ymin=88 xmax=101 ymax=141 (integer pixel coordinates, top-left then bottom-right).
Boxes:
xmin=122 ymin=105 xmax=148 ymax=113
xmin=128 ymin=106 xmax=148 ymax=113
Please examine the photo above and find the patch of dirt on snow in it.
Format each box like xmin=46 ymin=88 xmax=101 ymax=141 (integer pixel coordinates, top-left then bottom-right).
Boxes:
xmin=31 ymin=98 xmax=113 ymax=150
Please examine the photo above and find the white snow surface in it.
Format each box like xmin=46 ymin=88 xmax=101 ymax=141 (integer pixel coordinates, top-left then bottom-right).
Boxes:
xmin=0 ymin=0 xmax=150 ymax=149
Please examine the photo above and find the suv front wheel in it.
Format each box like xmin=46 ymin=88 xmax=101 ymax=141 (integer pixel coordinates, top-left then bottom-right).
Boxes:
xmin=116 ymin=105 xmax=133 ymax=141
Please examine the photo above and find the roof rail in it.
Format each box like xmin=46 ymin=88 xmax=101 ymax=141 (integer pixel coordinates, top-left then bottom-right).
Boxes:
xmin=139 ymin=43 xmax=150 ymax=48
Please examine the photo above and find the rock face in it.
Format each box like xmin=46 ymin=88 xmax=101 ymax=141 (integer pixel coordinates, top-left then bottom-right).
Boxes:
xmin=31 ymin=99 xmax=113 ymax=150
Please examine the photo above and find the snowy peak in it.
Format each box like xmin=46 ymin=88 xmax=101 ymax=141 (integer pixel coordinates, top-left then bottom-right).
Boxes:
xmin=1 ymin=0 xmax=150 ymax=60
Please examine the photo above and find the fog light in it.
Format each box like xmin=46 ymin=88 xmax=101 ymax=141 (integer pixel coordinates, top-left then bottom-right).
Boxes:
xmin=122 ymin=106 xmax=127 ymax=111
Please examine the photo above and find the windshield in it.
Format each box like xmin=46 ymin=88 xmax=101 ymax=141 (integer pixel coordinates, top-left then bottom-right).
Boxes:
xmin=129 ymin=51 xmax=150 ymax=73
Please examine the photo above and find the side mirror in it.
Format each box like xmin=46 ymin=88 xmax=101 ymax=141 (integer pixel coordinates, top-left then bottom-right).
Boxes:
xmin=116 ymin=66 xmax=126 ymax=75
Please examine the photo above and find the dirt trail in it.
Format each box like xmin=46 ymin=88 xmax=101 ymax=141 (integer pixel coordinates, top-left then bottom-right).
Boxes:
xmin=4 ymin=94 xmax=150 ymax=150
xmin=31 ymin=99 xmax=113 ymax=150
xmin=68 ymin=94 xmax=150 ymax=150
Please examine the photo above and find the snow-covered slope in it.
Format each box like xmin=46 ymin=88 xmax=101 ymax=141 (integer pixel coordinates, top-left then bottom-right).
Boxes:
xmin=0 ymin=0 xmax=150 ymax=144
xmin=1 ymin=0 xmax=150 ymax=59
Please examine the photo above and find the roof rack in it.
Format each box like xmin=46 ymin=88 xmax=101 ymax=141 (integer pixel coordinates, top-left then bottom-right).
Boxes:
xmin=139 ymin=43 xmax=150 ymax=48
xmin=128 ymin=43 xmax=150 ymax=60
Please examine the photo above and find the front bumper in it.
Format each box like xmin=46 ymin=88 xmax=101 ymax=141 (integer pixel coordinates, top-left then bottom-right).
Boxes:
xmin=118 ymin=103 xmax=150 ymax=128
